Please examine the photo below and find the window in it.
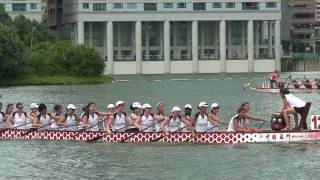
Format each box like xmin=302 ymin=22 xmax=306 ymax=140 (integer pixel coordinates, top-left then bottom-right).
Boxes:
xmin=113 ymin=3 xmax=123 ymax=9
xmin=242 ymin=2 xmax=259 ymax=10
xmin=226 ymin=2 xmax=235 ymax=8
xmin=83 ymin=3 xmax=89 ymax=9
xmin=12 ymin=3 xmax=26 ymax=11
xmin=30 ymin=3 xmax=37 ymax=9
xmin=213 ymin=2 xmax=222 ymax=8
xmin=93 ymin=3 xmax=106 ymax=11
xmin=164 ymin=3 xmax=173 ymax=9
xmin=177 ymin=3 xmax=186 ymax=8
xmin=193 ymin=3 xmax=206 ymax=11
xmin=127 ymin=3 xmax=137 ymax=9
xmin=144 ymin=3 xmax=157 ymax=11
xmin=266 ymin=2 xmax=277 ymax=8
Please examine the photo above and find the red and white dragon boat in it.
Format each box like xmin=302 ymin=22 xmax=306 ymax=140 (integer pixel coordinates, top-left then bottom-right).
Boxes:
xmin=0 ymin=115 xmax=319 ymax=144
xmin=247 ymin=82 xmax=320 ymax=94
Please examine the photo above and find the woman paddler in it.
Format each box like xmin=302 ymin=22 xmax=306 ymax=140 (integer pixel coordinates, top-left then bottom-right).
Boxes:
xmin=0 ymin=103 xmax=6 ymax=129
xmin=227 ymin=102 xmax=266 ymax=132
xmin=60 ymin=104 xmax=82 ymax=131
xmin=27 ymin=103 xmax=40 ymax=129
xmin=7 ymin=103 xmax=28 ymax=129
xmin=106 ymin=101 xmax=128 ymax=134
xmin=5 ymin=104 xmax=14 ymax=126
xmin=181 ymin=104 xmax=195 ymax=133
xmin=154 ymin=102 xmax=168 ymax=131
xmin=208 ymin=103 xmax=228 ymax=132
xmin=135 ymin=103 xmax=154 ymax=132
xmin=161 ymin=106 xmax=185 ymax=135
xmin=127 ymin=102 xmax=142 ymax=131
xmin=192 ymin=102 xmax=209 ymax=132
xmin=51 ymin=104 xmax=65 ymax=129
xmin=37 ymin=103 xmax=52 ymax=130
xmin=103 ymin=104 xmax=115 ymax=130
xmin=82 ymin=102 xmax=109 ymax=131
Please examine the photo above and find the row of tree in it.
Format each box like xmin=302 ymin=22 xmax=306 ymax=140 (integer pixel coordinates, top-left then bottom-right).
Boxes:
xmin=0 ymin=6 xmax=105 ymax=79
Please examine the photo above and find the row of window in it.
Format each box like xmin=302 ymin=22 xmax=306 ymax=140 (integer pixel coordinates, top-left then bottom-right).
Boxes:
xmin=4 ymin=3 xmax=38 ymax=12
xmin=86 ymin=2 xmax=277 ymax=12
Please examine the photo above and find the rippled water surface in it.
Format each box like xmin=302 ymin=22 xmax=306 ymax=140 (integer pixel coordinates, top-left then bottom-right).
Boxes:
xmin=0 ymin=72 xmax=320 ymax=179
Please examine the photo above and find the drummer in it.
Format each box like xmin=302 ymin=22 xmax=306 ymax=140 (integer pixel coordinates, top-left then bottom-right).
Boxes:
xmin=269 ymin=71 xmax=279 ymax=88
xmin=227 ymin=102 xmax=266 ymax=132
xmin=208 ymin=103 xmax=228 ymax=132
xmin=106 ymin=101 xmax=128 ymax=134
xmin=280 ymin=88 xmax=307 ymax=130
xmin=154 ymin=102 xmax=168 ymax=132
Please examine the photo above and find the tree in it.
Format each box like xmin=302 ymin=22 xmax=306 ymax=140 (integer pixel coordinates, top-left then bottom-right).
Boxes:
xmin=0 ymin=24 xmax=24 ymax=78
xmin=0 ymin=5 xmax=14 ymax=27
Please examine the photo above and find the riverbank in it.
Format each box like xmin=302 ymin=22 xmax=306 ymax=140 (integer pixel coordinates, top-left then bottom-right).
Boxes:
xmin=0 ymin=75 xmax=113 ymax=87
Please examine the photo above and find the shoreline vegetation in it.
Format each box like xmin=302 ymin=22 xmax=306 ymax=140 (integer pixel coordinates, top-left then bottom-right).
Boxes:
xmin=0 ymin=7 xmax=110 ymax=87
xmin=0 ymin=75 xmax=113 ymax=87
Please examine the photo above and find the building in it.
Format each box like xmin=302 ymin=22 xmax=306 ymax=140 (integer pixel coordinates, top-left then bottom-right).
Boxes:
xmin=50 ymin=0 xmax=282 ymax=75
xmin=290 ymin=0 xmax=317 ymax=53
xmin=46 ymin=0 xmax=62 ymax=27
xmin=0 ymin=0 xmax=43 ymax=21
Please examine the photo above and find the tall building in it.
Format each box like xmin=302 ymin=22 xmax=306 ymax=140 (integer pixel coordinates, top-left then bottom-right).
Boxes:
xmin=50 ymin=0 xmax=282 ymax=75
xmin=290 ymin=0 xmax=317 ymax=52
xmin=0 ymin=0 xmax=43 ymax=21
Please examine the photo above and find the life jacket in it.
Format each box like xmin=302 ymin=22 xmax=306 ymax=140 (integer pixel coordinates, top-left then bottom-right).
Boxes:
xmin=37 ymin=113 xmax=51 ymax=121
xmin=12 ymin=112 xmax=27 ymax=118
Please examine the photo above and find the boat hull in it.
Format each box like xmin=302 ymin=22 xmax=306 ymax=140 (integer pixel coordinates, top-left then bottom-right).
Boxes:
xmin=256 ymin=88 xmax=320 ymax=94
xmin=1 ymin=129 xmax=320 ymax=144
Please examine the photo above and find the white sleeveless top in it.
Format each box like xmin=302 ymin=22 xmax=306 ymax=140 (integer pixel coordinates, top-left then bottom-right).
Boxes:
xmin=141 ymin=114 xmax=154 ymax=132
xmin=13 ymin=112 xmax=27 ymax=129
xmin=50 ymin=113 xmax=60 ymax=130
xmin=227 ymin=114 xmax=247 ymax=132
xmin=0 ymin=112 xmax=6 ymax=129
xmin=113 ymin=113 xmax=126 ymax=132
xmin=195 ymin=113 xmax=208 ymax=132
xmin=181 ymin=114 xmax=192 ymax=132
xmin=26 ymin=112 xmax=36 ymax=129
xmin=87 ymin=113 xmax=99 ymax=131
xmin=207 ymin=114 xmax=219 ymax=132
xmin=38 ymin=114 xmax=51 ymax=130
xmin=64 ymin=114 xmax=78 ymax=131
xmin=167 ymin=116 xmax=181 ymax=132
xmin=155 ymin=113 xmax=165 ymax=131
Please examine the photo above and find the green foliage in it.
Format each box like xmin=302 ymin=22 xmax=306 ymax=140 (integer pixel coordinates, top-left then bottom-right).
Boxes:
xmin=13 ymin=15 xmax=57 ymax=47
xmin=25 ymin=41 xmax=106 ymax=77
xmin=0 ymin=24 xmax=24 ymax=78
xmin=0 ymin=5 xmax=14 ymax=27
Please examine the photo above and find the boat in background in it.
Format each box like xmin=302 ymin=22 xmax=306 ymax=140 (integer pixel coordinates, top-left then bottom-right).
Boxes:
xmin=245 ymin=82 xmax=320 ymax=94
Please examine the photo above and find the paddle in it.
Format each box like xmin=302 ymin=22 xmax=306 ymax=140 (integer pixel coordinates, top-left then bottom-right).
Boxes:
xmin=258 ymin=120 xmax=267 ymax=129
xmin=0 ymin=122 xmax=32 ymax=133
xmin=85 ymin=124 xmax=131 ymax=142
xmin=150 ymin=126 xmax=188 ymax=142
xmin=19 ymin=122 xmax=52 ymax=137
xmin=183 ymin=124 xmax=220 ymax=142
xmin=69 ymin=119 xmax=106 ymax=139
xmin=120 ymin=121 xmax=162 ymax=143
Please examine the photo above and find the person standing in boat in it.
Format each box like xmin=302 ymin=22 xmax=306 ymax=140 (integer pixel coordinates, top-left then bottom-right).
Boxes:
xmin=192 ymin=102 xmax=209 ymax=132
xmin=208 ymin=103 xmax=228 ymax=132
xmin=280 ymin=88 xmax=307 ymax=130
xmin=154 ymin=102 xmax=168 ymax=132
xmin=7 ymin=103 xmax=28 ymax=129
xmin=106 ymin=101 xmax=128 ymax=134
xmin=27 ymin=103 xmax=40 ymax=129
xmin=61 ymin=104 xmax=81 ymax=131
xmin=127 ymin=102 xmax=142 ymax=131
xmin=161 ymin=106 xmax=184 ymax=135
xmin=227 ymin=102 xmax=266 ymax=132
xmin=37 ymin=103 xmax=52 ymax=130
xmin=52 ymin=104 xmax=65 ymax=130
xmin=0 ymin=103 xmax=6 ymax=129
xmin=181 ymin=104 xmax=195 ymax=133
xmin=269 ymin=70 xmax=279 ymax=88
xmin=135 ymin=103 xmax=155 ymax=132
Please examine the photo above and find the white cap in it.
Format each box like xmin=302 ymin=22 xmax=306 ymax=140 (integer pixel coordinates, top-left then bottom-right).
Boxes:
xmin=156 ymin=102 xmax=163 ymax=108
xmin=132 ymin=102 xmax=142 ymax=109
xmin=30 ymin=103 xmax=39 ymax=109
xmin=198 ymin=102 xmax=209 ymax=108
xmin=211 ymin=103 xmax=219 ymax=109
xmin=115 ymin=101 xmax=125 ymax=107
xmin=142 ymin=103 xmax=152 ymax=109
xmin=107 ymin=104 xmax=115 ymax=109
xmin=67 ymin=104 xmax=76 ymax=110
xmin=184 ymin=104 xmax=192 ymax=109
xmin=171 ymin=106 xmax=181 ymax=113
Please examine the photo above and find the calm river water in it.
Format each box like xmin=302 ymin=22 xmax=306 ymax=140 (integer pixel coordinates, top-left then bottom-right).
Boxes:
xmin=0 ymin=72 xmax=319 ymax=179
